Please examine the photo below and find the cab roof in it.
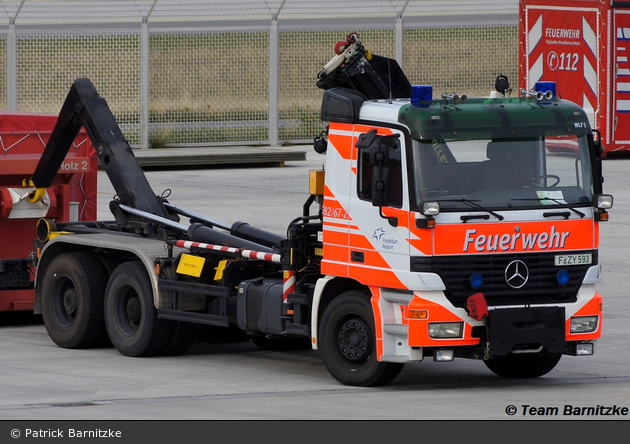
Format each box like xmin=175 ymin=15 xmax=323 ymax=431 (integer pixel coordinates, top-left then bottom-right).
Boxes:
xmin=399 ymin=96 xmax=592 ymax=140
xmin=320 ymin=87 xmax=592 ymax=140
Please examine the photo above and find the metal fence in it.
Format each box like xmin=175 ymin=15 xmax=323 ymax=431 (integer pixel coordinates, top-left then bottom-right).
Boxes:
xmin=0 ymin=1 xmax=519 ymax=148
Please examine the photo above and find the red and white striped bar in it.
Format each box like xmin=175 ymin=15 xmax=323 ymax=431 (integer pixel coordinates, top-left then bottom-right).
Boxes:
xmin=283 ymin=269 xmax=296 ymax=302
xmin=240 ymin=249 xmax=282 ymax=263
xmin=176 ymin=240 xmax=281 ymax=263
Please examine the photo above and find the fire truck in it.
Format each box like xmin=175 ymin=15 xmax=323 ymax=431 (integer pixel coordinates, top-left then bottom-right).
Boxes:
xmin=0 ymin=111 xmax=96 ymax=312
xmin=27 ymin=34 xmax=612 ymax=386
xmin=520 ymin=0 xmax=630 ymax=156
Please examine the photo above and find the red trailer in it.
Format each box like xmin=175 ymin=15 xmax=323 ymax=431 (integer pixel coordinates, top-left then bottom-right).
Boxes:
xmin=0 ymin=111 xmax=97 ymax=311
xmin=520 ymin=0 xmax=630 ymax=157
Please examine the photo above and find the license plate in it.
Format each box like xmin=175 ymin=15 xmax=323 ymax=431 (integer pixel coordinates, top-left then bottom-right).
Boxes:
xmin=554 ymin=253 xmax=592 ymax=266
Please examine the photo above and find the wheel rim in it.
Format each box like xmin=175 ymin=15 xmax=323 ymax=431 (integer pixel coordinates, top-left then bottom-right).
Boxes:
xmin=50 ymin=276 xmax=77 ymax=328
xmin=336 ymin=316 xmax=371 ymax=364
xmin=114 ymin=285 xmax=142 ymax=336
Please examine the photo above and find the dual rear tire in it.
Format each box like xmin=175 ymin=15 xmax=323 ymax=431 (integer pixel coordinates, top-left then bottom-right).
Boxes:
xmin=104 ymin=262 xmax=175 ymax=357
xmin=41 ymin=257 xmax=194 ymax=357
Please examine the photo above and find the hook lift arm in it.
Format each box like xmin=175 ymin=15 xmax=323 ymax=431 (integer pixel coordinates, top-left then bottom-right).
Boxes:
xmin=26 ymin=78 xmax=175 ymax=235
xmin=27 ymin=78 xmax=282 ymax=251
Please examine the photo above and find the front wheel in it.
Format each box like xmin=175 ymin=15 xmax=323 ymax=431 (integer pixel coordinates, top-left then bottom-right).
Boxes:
xmin=484 ymin=352 xmax=562 ymax=378
xmin=319 ymin=291 xmax=404 ymax=387
xmin=104 ymin=262 xmax=173 ymax=357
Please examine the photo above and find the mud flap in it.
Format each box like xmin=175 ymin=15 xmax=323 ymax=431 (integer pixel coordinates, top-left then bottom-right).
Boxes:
xmin=486 ymin=306 xmax=566 ymax=356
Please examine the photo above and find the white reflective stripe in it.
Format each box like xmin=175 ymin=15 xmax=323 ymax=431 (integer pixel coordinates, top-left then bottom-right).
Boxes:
xmin=583 ymin=55 xmax=598 ymax=96
xmin=583 ymin=94 xmax=595 ymax=127
xmin=617 ymin=100 xmax=630 ymax=112
xmin=327 ymin=128 xmax=355 ymax=137
xmin=617 ymin=82 xmax=630 ymax=92
xmin=528 ymin=53 xmax=544 ymax=90
xmin=322 ymin=222 xmax=348 ymax=232
xmin=528 ymin=14 xmax=543 ymax=55
xmin=618 ymin=56 xmax=628 ymax=63
xmin=583 ymin=16 xmax=597 ymax=57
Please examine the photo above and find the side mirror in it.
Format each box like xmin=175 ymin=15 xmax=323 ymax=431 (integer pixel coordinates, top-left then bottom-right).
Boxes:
xmin=356 ymin=128 xmax=377 ymax=149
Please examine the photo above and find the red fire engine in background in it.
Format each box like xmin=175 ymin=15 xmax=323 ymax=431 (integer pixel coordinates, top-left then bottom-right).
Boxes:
xmin=0 ymin=111 xmax=97 ymax=311
xmin=520 ymin=0 xmax=630 ymax=157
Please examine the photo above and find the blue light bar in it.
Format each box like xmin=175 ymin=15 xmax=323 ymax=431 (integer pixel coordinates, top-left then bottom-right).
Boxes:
xmin=411 ymin=85 xmax=433 ymax=107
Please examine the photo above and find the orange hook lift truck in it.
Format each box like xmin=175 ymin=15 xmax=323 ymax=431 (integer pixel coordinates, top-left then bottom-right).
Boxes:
xmin=28 ymin=34 xmax=612 ymax=386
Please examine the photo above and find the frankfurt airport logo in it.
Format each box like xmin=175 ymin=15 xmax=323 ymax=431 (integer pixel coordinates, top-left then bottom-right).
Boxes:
xmin=504 ymin=260 xmax=529 ymax=289
xmin=372 ymin=227 xmax=386 ymax=241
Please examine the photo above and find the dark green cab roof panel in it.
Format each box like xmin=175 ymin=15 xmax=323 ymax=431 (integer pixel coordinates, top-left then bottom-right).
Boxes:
xmin=397 ymin=97 xmax=592 ymax=140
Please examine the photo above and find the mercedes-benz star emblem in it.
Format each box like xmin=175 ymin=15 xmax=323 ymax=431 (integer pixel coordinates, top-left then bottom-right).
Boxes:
xmin=504 ymin=260 xmax=529 ymax=289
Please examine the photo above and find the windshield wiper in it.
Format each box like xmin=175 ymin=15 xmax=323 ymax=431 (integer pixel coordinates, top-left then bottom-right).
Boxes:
xmin=441 ymin=199 xmax=504 ymax=221
xmin=511 ymin=197 xmax=585 ymax=218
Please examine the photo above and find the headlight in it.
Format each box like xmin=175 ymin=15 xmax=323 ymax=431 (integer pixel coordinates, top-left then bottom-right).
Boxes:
xmin=428 ymin=322 xmax=463 ymax=338
xmin=575 ymin=342 xmax=594 ymax=355
xmin=422 ymin=201 xmax=440 ymax=216
xmin=570 ymin=316 xmax=599 ymax=333
xmin=433 ymin=349 xmax=455 ymax=362
xmin=596 ymin=194 xmax=613 ymax=209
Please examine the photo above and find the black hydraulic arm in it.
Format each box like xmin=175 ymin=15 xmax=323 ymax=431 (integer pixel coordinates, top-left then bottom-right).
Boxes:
xmin=30 ymin=78 xmax=171 ymax=222
xmin=316 ymin=33 xmax=411 ymax=100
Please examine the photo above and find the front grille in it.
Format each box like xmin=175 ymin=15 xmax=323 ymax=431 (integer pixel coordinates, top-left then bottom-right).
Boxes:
xmin=411 ymin=250 xmax=597 ymax=308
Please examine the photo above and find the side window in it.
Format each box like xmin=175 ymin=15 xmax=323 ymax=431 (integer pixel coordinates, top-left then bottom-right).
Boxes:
xmin=357 ymin=132 xmax=403 ymax=208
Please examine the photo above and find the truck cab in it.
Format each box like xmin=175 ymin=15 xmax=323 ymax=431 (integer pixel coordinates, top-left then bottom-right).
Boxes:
xmin=313 ymin=80 xmax=612 ymax=385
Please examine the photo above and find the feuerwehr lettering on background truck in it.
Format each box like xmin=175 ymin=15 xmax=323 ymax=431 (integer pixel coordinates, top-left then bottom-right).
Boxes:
xmin=26 ymin=33 xmax=612 ymax=387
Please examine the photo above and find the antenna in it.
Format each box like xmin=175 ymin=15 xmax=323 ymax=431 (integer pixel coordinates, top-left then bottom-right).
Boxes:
xmin=388 ymin=58 xmax=393 ymax=104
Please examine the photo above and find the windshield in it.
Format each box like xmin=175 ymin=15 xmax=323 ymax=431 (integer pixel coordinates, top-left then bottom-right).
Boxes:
xmin=412 ymin=135 xmax=594 ymax=211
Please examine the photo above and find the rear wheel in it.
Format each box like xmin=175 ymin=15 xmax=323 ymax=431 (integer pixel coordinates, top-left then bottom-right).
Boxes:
xmin=41 ymin=252 xmax=107 ymax=348
xmin=104 ymin=262 xmax=173 ymax=357
xmin=484 ymin=352 xmax=562 ymax=378
xmin=319 ymin=291 xmax=404 ymax=387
